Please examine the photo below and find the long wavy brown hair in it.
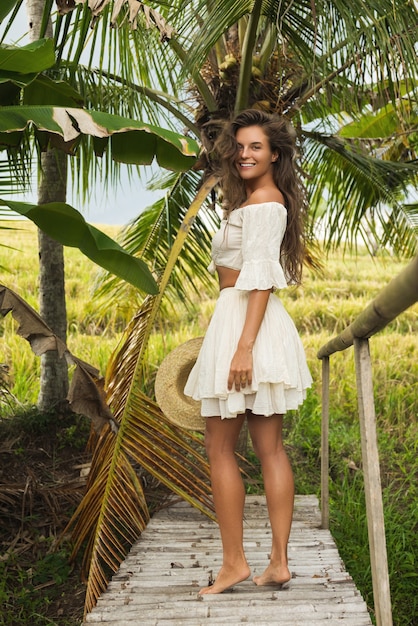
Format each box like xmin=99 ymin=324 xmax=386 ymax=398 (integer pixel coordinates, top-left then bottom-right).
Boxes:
xmin=212 ymin=109 xmax=307 ymax=284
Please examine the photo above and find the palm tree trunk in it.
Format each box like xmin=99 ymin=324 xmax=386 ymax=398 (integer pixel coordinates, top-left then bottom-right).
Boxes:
xmin=26 ymin=0 xmax=69 ymax=411
xmin=37 ymin=150 xmax=69 ymax=410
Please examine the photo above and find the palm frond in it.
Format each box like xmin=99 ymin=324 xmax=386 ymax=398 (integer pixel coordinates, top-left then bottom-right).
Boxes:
xmin=92 ymin=169 xmax=219 ymax=324
xmin=181 ymin=0 xmax=253 ymax=72
xmin=118 ymin=391 xmax=213 ymax=516
xmin=65 ymin=424 xmax=150 ymax=607
xmin=303 ymin=130 xmax=418 ymax=255
xmin=0 ymin=155 xmax=28 ymax=197
xmin=67 ymin=175 xmax=218 ymax=614
xmin=183 ymin=0 xmax=418 ymax=114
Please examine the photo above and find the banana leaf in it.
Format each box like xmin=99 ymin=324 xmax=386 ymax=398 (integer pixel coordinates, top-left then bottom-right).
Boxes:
xmin=0 ymin=198 xmax=158 ymax=294
xmin=0 ymin=105 xmax=199 ymax=170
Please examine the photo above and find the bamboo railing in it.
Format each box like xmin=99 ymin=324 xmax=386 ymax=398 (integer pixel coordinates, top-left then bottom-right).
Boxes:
xmin=317 ymin=254 xmax=418 ymax=626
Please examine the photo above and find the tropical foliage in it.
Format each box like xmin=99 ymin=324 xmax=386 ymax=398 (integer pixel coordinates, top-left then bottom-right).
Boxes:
xmin=1 ymin=0 xmax=418 ymax=616
xmin=0 ymin=36 xmax=198 ymax=290
xmin=0 ymin=197 xmax=159 ymax=292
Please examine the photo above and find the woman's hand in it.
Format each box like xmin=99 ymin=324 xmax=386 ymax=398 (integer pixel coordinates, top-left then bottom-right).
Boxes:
xmin=227 ymin=289 xmax=271 ymax=392
xmin=228 ymin=345 xmax=253 ymax=391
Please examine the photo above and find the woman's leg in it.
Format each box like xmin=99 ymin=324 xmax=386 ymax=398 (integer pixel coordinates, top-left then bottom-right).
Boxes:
xmin=199 ymin=414 xmax=251 ymax=595
xmin=247 ymin=412 xmax=294 ymax=585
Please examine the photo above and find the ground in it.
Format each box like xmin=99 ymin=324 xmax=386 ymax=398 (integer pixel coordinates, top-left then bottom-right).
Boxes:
xmin=0 ymin=409 xmax=90 ymax=626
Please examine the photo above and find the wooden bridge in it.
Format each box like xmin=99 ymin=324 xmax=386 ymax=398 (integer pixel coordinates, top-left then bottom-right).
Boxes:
xmin=83 ymin=495 xmax=372 ymax=625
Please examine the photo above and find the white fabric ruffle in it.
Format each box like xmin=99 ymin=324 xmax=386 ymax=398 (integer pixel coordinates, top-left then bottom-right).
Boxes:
xmin=184 ymin=288 xmax=312 ymax=419
xmin=235 ymin=258 xmax=288 ymax=291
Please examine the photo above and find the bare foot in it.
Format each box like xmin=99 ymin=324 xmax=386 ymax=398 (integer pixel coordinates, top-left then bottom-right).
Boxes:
xmin=199 ymin=564 xmax=251 ymax=595
xmin=253 ymin=563 xmax=291 ymax=587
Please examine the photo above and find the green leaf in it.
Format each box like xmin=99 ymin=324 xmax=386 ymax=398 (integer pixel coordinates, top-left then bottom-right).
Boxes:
xmin=0 ymin=71 xmax=37 ymax=88
xmin=0 ymin=106 xmax=199 ymax=169
xmin=338 ymin=106 xmax=415 ymax=139
xmin=0 ymin=198 xmax=159 ymax=294
xmin=0 ymin=105 xmax=60 ymax=134
xmin=0 ymin=0 xmax=20 ymax=24
xmin=87 ymin=109 xmax=199 ymax=168
xmin=0 ymin=78 xmax=21 ymax=106
xmin=0 ymin=39 xmax=55 ymax=74
xmin=23 ymin=74 xmax=84 ymax=107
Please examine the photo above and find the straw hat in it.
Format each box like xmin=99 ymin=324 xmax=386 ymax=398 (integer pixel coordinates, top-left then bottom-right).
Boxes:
xmin=155 ymin=337 xmax=205 ymax=431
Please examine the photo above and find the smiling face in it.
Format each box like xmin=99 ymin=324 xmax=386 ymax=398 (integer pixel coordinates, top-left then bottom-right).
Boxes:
xmin=235 ymin=125 xmax=278 ymax=184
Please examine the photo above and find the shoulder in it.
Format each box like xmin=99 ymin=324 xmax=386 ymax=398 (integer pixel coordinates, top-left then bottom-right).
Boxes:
xmin=240 ymin=201 xmax=286 ymax=216
xmin=244 ymin=187 xmax=284 ymax=206
xmin=239 ymin=202 xmax=287 ymax=233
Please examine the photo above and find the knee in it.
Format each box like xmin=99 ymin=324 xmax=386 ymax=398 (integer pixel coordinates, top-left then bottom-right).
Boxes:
xmin=204 ymin=432 xmax=235 ymax=465
xmin=250 ymin=439 xmax=285 ymax=464
xmin=204 ymin=432 xmax=214 ymax=460
xmin=249 ymin=433 xmax=270 ymax=461
xmin=204 ymin=430 xmax=219 ymax=463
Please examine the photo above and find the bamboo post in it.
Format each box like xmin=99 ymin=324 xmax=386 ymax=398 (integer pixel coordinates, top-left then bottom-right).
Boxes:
xmin=321 ymin=356 xmax=330 ymax=529
xmin=354 ymin=338 xmax=392 ymax=626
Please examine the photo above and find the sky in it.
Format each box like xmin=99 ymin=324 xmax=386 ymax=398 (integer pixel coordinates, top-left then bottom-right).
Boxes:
xmin=2 ymin=4 xmax=165 ymax=226
xmin=20 ymin=167 xmax=162 ymax=226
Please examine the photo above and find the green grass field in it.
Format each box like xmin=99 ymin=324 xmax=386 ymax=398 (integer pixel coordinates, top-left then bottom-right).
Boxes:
xmin=1 ymin=220 xmax=417 ymax=625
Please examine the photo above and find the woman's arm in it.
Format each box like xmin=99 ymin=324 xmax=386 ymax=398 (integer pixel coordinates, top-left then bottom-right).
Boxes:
xmin=228 ymin=289 xmax=271 ymax=391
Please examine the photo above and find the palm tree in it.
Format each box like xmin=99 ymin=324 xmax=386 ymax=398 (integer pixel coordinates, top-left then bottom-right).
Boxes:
xmin=2 ymin=0 xmax=418 ymax=615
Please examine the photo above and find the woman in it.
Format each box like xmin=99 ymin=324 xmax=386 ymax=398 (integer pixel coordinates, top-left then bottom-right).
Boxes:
xmin=184 ymin=109 xmax=312 ymax=595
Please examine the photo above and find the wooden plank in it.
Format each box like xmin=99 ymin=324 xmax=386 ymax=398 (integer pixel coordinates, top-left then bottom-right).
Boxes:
xmin=97 ymin=589 xmax=362 ymax=603
xmin=83 ymin=495 xmax=372 ymax=626
xmin=88 ymin=616 xmax=371 ymax=626
xmin=86 ymin=603 xmax=371 ymax=621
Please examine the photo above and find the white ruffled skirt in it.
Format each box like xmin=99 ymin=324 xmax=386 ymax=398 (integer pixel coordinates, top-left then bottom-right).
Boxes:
xmin=184 ymin=288 xmax=312 ymax=419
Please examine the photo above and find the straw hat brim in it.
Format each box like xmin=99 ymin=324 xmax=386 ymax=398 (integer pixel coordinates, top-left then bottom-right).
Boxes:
xmin=155 ymin=337 xmax=205 ymax=432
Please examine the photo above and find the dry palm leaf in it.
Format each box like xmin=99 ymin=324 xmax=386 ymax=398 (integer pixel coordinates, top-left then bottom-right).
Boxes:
xmin=65 ymin=174 xmax=218 ymax=615
xmin=0 ymin=284 xmax=112 ymax=432
xmin=57 ymin=0 xmax=175 ymax=37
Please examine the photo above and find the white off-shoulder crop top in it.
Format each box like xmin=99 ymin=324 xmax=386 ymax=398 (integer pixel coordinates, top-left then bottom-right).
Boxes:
xmin=208 ymin=201 xmax=289 ymax=290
